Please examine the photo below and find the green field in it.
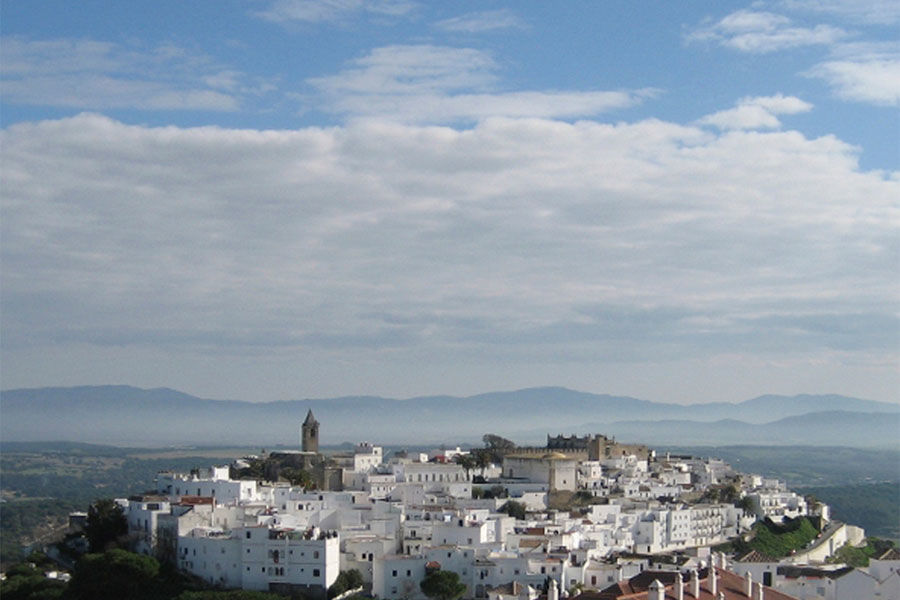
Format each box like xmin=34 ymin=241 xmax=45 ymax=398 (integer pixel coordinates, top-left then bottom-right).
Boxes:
xmin=0 ymin=442 xmax=263 ymax=565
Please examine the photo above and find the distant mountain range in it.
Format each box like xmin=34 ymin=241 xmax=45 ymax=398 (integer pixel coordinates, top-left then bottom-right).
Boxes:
xmin=1 ymin=385 xmax=897 ymax=448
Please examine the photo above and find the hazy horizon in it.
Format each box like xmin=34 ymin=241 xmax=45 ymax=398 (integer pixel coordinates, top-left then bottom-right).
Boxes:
xmin=0 ymin=382 xmax=893 ymax=407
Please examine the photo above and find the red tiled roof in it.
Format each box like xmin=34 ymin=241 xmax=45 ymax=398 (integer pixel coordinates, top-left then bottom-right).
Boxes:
xmin=877 ymin=548 xmax=900 ymax=561
xmin=613 ymin=567 xmax=799 ymax=600
xmin=734 ymin=550 xmax=777 ymax=563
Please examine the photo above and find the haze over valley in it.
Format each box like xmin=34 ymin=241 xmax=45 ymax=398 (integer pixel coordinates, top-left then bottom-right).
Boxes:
xmin=2 ymin=385 xmax=897 ymax=447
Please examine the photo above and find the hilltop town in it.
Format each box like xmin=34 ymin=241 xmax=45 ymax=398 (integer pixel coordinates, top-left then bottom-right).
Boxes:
xmin=44 ymin=411 xmax=888 ymax=600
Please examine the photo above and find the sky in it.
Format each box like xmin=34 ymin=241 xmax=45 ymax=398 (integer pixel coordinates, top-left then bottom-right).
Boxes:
xmin=1 ymin=1 xmax=898 ymax=405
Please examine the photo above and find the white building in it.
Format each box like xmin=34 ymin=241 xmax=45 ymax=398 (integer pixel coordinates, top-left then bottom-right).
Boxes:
xmin=178 ymin=525 xmax=340 ymax=596
xmin=502 ymin=454 xmax=577 ymax=492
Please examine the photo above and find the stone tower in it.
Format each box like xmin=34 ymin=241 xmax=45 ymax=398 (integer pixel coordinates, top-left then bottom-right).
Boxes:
xmin=301 ymin=409 xmax=319 ymax=453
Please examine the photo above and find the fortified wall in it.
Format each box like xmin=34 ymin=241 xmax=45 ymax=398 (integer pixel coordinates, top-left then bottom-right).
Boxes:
xmin=511 ymin=433 xmax=652 ymax=461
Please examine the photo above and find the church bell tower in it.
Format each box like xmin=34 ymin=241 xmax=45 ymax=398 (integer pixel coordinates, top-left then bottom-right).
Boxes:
xmin=301 ymin=409 xmax=319 ymax=453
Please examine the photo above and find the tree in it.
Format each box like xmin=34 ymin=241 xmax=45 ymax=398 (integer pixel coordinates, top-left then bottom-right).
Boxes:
xmin=0 ymin=560 xmax=66 ymax=600
xmin=482 ymin=434 xmax=516 ymax=451
xmin=280 ymin=467 xmax=314 ymax=489
xmin=67 ymin=548 xmax=160 ymax=600
xmin=487 ymin=485 xmax=508 ymax=499
xmin=471 ymin=449 xmax=491 ymax=476
xmin=736 ymin=496 xmax=755 ymax=514
xmin=84 ymin=498 xmax=128 ymax=552
xmin=420 ymin=570 xmax=466 ymax=600
xmin=453 ymin=454 xmax=477 ymax=480
xmin=328 ymin=569 xmax=365 ymax=598
xmin=499 ymin=500 xmax=527 ymax=520
xmin=482 ymin=434 xmax=516 ymax=463
xmin=176 ymin=592 xmax=286 ymax=600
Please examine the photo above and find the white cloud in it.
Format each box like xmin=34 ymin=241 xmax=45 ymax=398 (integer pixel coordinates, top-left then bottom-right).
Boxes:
xmin=307 ymin=45 xmax=655 ymax=122
xmin=806 ymin=42 xmax=900 ymax=105
xmin=255 ymin=0 xmax=416 ymax=23
xmin=781 ymin=0 xmax=900 ymax=25
xmin=434 ymin=9 xmax=527 ymax=33
xmin=688 ymin=10 xmax=846 ymax=53
xmin=1 ymin=113 xmax=896 ymax=394
xmin=699 ymin=94 xmax=814 ymax=130
xmin=310 ymin=45 xmax=498 ymax=95
xmin=0 ymin=37 xmax=260 ymax=111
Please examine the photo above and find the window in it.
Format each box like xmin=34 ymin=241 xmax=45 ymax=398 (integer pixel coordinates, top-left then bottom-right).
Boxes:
xmin=392 ymin=570 xmax=398 ymax=577
xmin=541 ymin=567 xmax=546 ymax=574
xmin=407 ymin=570 xmax=411 ymax=576
xmin=314 ymin=551 xmax=319 ymax=558
xmin=313 ymin=569 xmax=320 ymax=577
xmin=246 ymin=531 xmax=251 ymax=539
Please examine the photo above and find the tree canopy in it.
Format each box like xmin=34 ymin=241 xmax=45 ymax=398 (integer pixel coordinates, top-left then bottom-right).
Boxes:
xmin=479 ymin=434 xmax=517 ymax=465
xmin=420 ymin=570 xmax=467 ymax=600
xmin=175 ymin=591 xmax=286 ymax=600
xmin=84 ymin=498 xmax=128 ymax=553
xmin=328 ymin=569 xmax=365 ymax=598
xmin=499 ymin=500 xmax=527 ymax=520
xmin=280 ymin=467 xmax=315 ymax=489
xmin=67 ymin=548 xmax=160 ymax=600
xmin=0 ymin=559 xmax=66 ymax=600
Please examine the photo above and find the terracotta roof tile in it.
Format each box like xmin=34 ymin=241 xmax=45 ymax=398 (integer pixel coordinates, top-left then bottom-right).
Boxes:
xmin=610 ymin=567 xmax=799 ymax=600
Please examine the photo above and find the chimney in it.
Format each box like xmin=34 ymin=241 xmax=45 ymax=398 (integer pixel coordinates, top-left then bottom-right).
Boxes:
xmin=649 ymin=579 xmax=665 ymax=600
xmin=710 ymin=567 xmax=718 ymax=596
xmin=745 ymin=571 xmax=753 ymax=597
xmin=675 ymin=571 xmax=684 ymax=600
xmin=548 ymin=578 xmax=559 ymax=600
xmin=690 ymin=569 xmax=700 ymax=598
xmin=755 ymin=581 xmax=765 ymax=600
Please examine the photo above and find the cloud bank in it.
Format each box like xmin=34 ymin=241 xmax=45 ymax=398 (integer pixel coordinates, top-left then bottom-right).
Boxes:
xmin=0 ymin=37 xmax=259 ymax=111
xmin=307 ymin=45 xmax=654 ymax=122
xmin=688 ymin=10 xmax=846 ymax=53
xmin=2 ymin=113 xmax=896 ymax=400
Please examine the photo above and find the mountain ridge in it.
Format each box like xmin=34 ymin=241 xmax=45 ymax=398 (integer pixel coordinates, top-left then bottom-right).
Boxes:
xmin=1 ymin=385 xmax=896 ymax=448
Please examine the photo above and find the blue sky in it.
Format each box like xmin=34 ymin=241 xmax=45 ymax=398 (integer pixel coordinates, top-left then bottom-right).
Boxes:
xmin=1 ymin=1 xmax=898 ymax=404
